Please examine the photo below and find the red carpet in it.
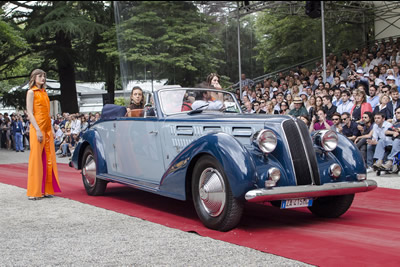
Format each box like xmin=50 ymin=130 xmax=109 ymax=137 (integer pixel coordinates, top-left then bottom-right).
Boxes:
xmin=1 ymin=163 xmax=400 ymax=266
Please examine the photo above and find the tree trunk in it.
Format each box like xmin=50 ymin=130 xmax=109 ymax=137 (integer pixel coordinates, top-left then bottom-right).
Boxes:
xmin=55 ymin=31 xmax=79 ymax=113
xmin=105 ymin=60 xmax=115 ymax=104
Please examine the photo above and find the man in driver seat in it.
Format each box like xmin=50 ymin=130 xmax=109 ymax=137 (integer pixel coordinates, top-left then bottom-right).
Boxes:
xmin=191 ymin=90 xmax=223 ymax=111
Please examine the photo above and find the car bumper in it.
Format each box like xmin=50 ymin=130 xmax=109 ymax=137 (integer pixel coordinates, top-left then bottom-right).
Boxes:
xmin=245 ymin=180 xmax=377 ymax=202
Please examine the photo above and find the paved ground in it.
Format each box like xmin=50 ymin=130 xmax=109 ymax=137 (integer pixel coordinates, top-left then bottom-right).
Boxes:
xmin=1 ymin=149 xmax=399 ymax=266
xmin=0 ymin=149 xmax=310 ymax=266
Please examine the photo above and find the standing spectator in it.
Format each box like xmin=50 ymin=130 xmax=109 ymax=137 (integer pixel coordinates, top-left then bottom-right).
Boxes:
xmin=231 ymin=73 xmax=254 ymax=89
xmin=2 ymin=116 xmax=11 ymax=150
xmin=12 ymin=114 xmax=25 ymax=152
xmin=26 ymin=68 xmax=61 ymax=200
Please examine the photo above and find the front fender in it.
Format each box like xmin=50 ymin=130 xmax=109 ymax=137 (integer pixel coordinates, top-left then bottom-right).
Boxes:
xmin=159 ymin=132 xmax=257 ymax=200
xmin=71 ymin=129 xmax=108 ymax=175
xmin=331 ymin=133 xmax=366 ymax=179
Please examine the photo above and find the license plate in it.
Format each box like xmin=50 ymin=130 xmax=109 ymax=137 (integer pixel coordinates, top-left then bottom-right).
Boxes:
xmin=281 ymin=198 xmax=313 ymax=209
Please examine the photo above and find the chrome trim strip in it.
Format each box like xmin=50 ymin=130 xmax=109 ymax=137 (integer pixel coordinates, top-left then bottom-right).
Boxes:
xmin=245 ymin=180 xmax=377 ymax=202
xmin=294 ymin=118 xmax=315 ymax=185
xmin=280 ymin=118 xmax=298 ymax=185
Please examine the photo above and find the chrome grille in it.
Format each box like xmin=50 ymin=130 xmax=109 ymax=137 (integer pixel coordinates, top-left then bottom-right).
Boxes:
xmin=282 ymin=119 xmax=320 ymax=185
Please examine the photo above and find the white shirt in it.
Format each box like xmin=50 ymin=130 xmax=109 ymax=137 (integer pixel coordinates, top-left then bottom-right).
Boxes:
xmin=372 ymin=121 xmax=392 ymax=142
xmin=191 ymin=100 xmax=223 ymax=111
xmin=70 ymin=119 xmax=81 ymax=135
xmin=337 ymin=100 xmax=354 ymax=114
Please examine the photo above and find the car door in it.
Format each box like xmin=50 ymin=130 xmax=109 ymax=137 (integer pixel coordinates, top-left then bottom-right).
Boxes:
xmin=114 ymin=117 xmax=165 ymax=183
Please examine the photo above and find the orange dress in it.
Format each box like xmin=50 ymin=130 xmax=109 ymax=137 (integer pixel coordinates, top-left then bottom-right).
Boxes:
xmin=27 ymin=86 xmax=61 ymax=197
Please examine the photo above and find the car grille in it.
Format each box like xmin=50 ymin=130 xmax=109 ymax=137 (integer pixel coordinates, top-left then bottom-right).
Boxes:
xmin=282 ymin=119 xmax=321 ymax=185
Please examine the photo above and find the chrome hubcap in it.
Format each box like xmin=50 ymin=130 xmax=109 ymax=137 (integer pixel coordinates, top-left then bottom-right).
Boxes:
xmin=198 ymin=167 xmax=226 ymax=217
xmin=83 ymin=155 xmax=96 ymax=187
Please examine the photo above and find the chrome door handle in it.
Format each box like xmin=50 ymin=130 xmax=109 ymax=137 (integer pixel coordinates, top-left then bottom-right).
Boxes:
xmin=149 ymin=131 xmax=158 ymax=135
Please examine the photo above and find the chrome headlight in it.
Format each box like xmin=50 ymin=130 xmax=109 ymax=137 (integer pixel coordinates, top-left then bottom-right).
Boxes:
xmin=256 ymin=130 xmax=277 ymax=154
xmin=315 ymin=130 xmax=338 ymax=152
xmin=329 ymin=163 xmax=342 ymax=179
xmin=265 ymin=167 xmax=281 ymax=187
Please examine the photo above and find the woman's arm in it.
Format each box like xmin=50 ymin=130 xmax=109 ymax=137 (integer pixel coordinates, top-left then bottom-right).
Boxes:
xmin=26 ymin=90 xmax=43 ymax=143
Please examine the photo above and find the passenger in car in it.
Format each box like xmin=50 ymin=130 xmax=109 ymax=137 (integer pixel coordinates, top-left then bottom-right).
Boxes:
xmin=191 ymin=89 xmax=223 ymax=111
xmin=126 ymin=86 xmax=144 ymax=117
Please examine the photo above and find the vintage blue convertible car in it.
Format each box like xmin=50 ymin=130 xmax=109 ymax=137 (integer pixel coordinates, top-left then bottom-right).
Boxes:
xmin=71 ymin=87 xmax=377 ymax=231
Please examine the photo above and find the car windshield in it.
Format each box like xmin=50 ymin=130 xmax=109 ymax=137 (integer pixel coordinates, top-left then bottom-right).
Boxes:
xmin=159 ymin=89 xmax=241 ymax=115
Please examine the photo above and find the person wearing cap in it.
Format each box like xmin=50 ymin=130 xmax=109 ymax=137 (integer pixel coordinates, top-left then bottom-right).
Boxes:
xmin=354 ymin=69 xmax=369 ymax=92
xmin=386 ymin=75 xmax=396 ymax=87
xmin=288 ymin=96 xmax=308 ymax=118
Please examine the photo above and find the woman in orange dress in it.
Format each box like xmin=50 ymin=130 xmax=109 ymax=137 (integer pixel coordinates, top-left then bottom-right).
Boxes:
xmin=26 ymin=69 xmax=61 ymax=200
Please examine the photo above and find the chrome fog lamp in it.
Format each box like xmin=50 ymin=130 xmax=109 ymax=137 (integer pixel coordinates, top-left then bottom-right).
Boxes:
xmin=316 ymin=130 xmax=338 ymax=152
xmin=329 ymin=163 xmax=342 ymax=179
xmin=265 ymin=167 xmax=281 ymax=188
xmin=256 ymin=130 xmax=277 ymax=154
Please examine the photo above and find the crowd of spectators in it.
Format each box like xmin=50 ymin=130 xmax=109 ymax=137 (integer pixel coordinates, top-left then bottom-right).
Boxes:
xmin=232 ymin=36 xmax=400 ymax=173
xmin=0 ymin=111 xmax=101 ymax=158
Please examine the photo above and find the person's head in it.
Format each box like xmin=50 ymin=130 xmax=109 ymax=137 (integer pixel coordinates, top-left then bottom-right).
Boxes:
xmin=266 ymin=101 xmax=273 ymax=111
xmin=29 ymin=69 xmax=46 ymax=89
xmin=276 ymin=93 xmax=284 ymax=103
xmin=369 ymin=85 xmax=377 ymax=97
xmin=391 ymin=88 xmax=399 ymax=101
xmin=341 ymin=90 xmax=351 ymax=102
xmin=322 ymin=95 xmax=332 ymax=106
xmin=381 ymin=85 xmax=390 ymax=95
xmin=331 ymin=112 xmax=341 ymax=125
xmin=334 ymin=88 xmax=341 ymax=99
xmin=260 ymin=99 xmax=266 ymax=109
xmin=252 ymin=101 xmax=261 ymax=111
xmin=362 ymin=111 xmax=374 ymax=125
xmin=395 ymin=106 xmax=400 ymax=121
xmin=280 ymin=101 xmax=288 ymax=110
xmin=299 ymin=115 xmax=310 ymax=126
xmin=374 ymin=112 xmax=386 ymax=126
xmin=241 ymin=73 xmax=246 ymax=80
xmin=206 ymin=73 xmax=220 ymax=88
xmin=380 ymin=94 xmax=390 ymax=105
xmin=354 ymin=89 xmax=367 ymax=104
xmin=341 ymin=112 xmax=351 ymax=126
xmin=316 ymin=108 xmax=326 ymax=122
xmin=244 ymin=101 xmax=252 ymax=111
xmin=386 ymin=75 xmax=396 ymax=85
xmin=315 ymin=96 xmax=323 ymax=107
xmin=130 ymin=86 xmax=144 ymax=106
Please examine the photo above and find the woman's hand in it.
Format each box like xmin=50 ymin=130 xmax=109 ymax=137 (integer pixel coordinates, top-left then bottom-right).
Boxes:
xmin=36 ymin=130 xmax=43 ymax=143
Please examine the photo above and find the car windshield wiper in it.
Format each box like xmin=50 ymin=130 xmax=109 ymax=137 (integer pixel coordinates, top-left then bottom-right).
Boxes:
xmin=188 ymin=103 xmax=209 ymax=115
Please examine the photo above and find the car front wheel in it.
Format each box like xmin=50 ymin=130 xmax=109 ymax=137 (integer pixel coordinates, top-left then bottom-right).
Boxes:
xmin=192 ymin=155 xmax=243 ymax=231
xmin=82 ymin=146 xmax=107 ymax=196
xmin=308 ymin=194 xmax=355 ymax=218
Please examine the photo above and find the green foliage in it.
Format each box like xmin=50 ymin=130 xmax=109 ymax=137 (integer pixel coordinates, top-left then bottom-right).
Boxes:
xmin=114 ymin=96 xmax=128 ymax=107
xmin=254 ymin=12 xmax=365 ymax=73
xmin=111 ymin=1 xmax=223 ymax=86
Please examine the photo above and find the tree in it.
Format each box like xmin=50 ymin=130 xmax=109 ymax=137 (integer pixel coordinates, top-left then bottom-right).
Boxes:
xmin=111 ymin=1 xmax=223 ymax=87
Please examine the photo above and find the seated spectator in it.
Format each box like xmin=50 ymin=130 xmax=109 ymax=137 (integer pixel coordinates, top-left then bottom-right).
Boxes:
xmin=366 ymin=112 xmax=392 ymax=172
xmin=339 ymin=112 xmax=360 ymax=142
xmin=336 ymin=90 xmax=353 ymax=114
xmin=330 ymin=112 xmax=342 ymax=133
xmin=354 ymin=111 xmax=374 ymax=165
xmin=243 ymin=101 xmax=254 ymax=114
xmin=351 ymin=89 xmax=373 ymax=122
xmin=253 ymin=101 xmax=266 ymax=114
xmin=380 ymin=106 xmax=400 ymax=172
xmin=279 ymin=101 xmax=290 ymax=115
xmin=54 ymin=124 xmax=65 ymax=152
xmin=322 ymin=95 xmax=337 ymax=120
xmin=373 ymin=94 xmax=390 ymax=120
xmin=299 ymin=115 xmax=310 ymax=127
xmin=265 ymin=101 xmax=276 ymax=115
xmin=386 ymin=88 xmax=400 ymax=122
xmin=288 ymin=96 xmax=308 ymax=118
xmin=309 ymin=108 xmax=333 ymax=133
xmin=367 ymin=85 xmax=380 ymax=110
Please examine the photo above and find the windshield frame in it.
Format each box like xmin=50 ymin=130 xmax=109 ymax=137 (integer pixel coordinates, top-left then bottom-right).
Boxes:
xmin=157 ymin=88 xmax=242 ymax=116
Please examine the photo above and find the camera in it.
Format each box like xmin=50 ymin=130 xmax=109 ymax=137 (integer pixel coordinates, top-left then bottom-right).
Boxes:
xmin=358 ymin=121 xmax=365 ymax=126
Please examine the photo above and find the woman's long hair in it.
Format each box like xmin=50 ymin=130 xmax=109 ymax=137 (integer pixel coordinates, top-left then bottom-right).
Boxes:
xmin=29 ymin=69 xmax=46 ymax=89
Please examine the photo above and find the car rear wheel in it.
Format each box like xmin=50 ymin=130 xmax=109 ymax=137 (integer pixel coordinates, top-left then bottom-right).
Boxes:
xmin=82 ymin=146 xmax=107 ymax=196
xmin=308 ymin=194 xmax=354 ymax=218
xmin=192 ymin=155 xmax=243 ymax=231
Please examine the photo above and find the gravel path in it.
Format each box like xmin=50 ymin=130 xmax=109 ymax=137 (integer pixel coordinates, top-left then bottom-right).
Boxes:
xmin=0 ymin=149 xmax=310 ymax=266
